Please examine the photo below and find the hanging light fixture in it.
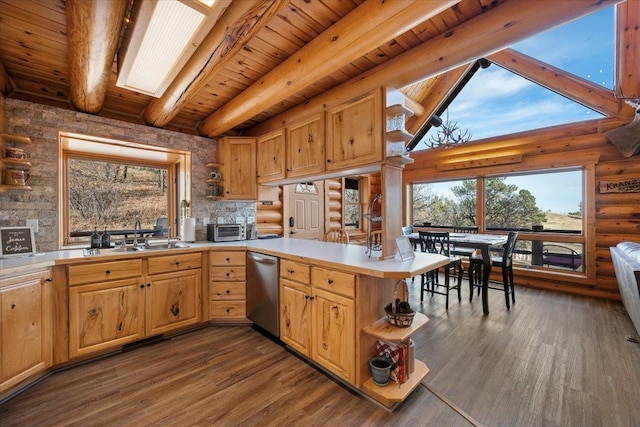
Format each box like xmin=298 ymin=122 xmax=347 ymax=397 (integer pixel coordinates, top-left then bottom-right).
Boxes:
xmin=425 ymin=109 xmax=471 ymax=149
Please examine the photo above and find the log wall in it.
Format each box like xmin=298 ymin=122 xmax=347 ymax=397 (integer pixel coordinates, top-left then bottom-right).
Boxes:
xmin=256 ymin=187 xmax=283 ymax=236
xmin=326 ymin=178 xmax=343 ymax=232
xmin=404 ymin=116 xmax=637 ymax=300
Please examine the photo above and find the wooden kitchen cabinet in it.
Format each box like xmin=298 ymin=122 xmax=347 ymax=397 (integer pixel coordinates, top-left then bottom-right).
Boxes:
xmin=279 ymin=260 xmax=356 ymax=384
xmin=257 ymin=129 xmax=286 ymax=183
xmin=286 ymin=113 xmax=325 ymax=178
xmin=68 ymin=278 xmax=145 ymax=357
xmin=146 ymin=253 xmax=202 ymax=335
xmin=280 ymin=259 xmax=312 ymax=356
xmin=68 ymin=259 xmax=144 ymax=357
xmin=218 ymin=137 xmax=257 ymax=199
xmin=0 ymin=270 xmax=52 ymax=392
xmin=210 ymin=250 xmax=247 ymax=321
xmin=68 ymin=254 xmax=201 ymax=358
xmin=326 ymin=89 xmax=382 ymax=171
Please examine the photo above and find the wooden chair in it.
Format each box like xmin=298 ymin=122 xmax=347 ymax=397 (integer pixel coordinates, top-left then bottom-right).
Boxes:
xmin=469 ymin=231 xmax=519 ymax=309
xmin=418 ymin=231 xmax=463 ymax=310
xmin=452 ymin=225 xmax=479 ymax=281
xmin=323 ymin=229 xmax=350 ymax=244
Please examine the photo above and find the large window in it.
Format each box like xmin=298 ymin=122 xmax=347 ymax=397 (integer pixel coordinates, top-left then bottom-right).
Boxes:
xmin=59 ymin=133 xmax=190 ymax=248
xmin=411 ymin=168 xmax=585 ymax=273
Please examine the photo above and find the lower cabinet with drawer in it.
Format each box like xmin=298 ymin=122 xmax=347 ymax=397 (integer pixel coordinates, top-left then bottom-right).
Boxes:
xmin=68 ymin=253 xmax=201 ymax=358
xmin=280 ymin=260 xmax=356 ymax=384
xmin=210 ymin=250 xmax=247 ymax=321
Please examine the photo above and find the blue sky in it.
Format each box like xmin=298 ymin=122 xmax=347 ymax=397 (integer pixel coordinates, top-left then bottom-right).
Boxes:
xmin=417 ymin=6 xmax=615 ymax=214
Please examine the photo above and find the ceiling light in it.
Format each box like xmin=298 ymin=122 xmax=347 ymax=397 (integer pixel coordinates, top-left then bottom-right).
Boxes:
xmin=117 ymin=0 xmax=216 ymax=97
xmin=425 ymin=110 xmax=472 ymax=149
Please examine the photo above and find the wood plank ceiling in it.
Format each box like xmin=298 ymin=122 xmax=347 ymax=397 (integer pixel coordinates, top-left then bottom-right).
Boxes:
xmin=0 ymin=0 xmax=636 ymax=139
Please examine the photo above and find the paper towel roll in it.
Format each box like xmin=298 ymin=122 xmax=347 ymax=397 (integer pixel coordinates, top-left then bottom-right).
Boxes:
xmin=181 ymin=218 xmax=196 ymax=242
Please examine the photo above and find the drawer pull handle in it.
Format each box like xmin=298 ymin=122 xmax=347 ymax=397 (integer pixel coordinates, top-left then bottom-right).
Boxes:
xmin=327 ymin=278 xmax=333 ymax=284
xmin=147 ymin=283 xmax=151 ymax=287
xmin=140 ymin=284 xmax=145 ymax=289
xmin=226 ymin=289 xmax=230 ymax=294
xmin=226 ymin=257 xmax=230 ymax=262
xmin=288 ymin=269 xmax=295 ymax=274
xmin=45 ymin=277 xmax=53 ymax=282
xmin=105 ymin=270 xmax=111 ymax=274
xmin=175 ymin=261 xmax=180 ymax=265
xmin=308 ymin=296 xmax=314 ymax=301
xmin=226 ymin=308 xmax=230 ymax=313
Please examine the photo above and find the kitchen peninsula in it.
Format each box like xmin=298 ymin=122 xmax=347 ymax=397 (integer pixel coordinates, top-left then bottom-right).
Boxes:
xmin=0 ymin=239 xmax=448 ymax=408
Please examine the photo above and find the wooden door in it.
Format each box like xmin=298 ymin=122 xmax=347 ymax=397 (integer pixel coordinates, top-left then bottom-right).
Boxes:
xmin=0 ymin=271 xmax=52 ymax=392
xmin=326 ymin=89 xmax=382 ymax=171
xmin=220 ymin=137 xmax=257 ymax=199
xmin=285 ymin=181 xmax=324 ymax=240
xmin=257 ymin=129 xmax=286 ymax=183
xmin=68 ymin=278 xmax=145 ymax=357
xmin=311 ymin=287 xmax=355 ymax=384
xmin=279 ymin=278 xmax=311 ymax=356
xmin=146 ymin=270 xmax=201 ymax=336
xmin=287 ymin=113 xmax=325 ymax=178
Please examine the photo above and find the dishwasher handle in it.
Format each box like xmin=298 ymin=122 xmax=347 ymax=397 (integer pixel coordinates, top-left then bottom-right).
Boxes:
xmin=249 ymin=253 xmax=277 ymax=265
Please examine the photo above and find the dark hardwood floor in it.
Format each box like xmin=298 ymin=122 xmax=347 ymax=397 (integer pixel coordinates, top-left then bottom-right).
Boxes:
xmin=2 ymin=280 xmax=640 ymax=426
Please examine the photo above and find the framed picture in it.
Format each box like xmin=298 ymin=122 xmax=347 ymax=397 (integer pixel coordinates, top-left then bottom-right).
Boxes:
xmin=395 ymin=236 xmax=415 ymax=261
xmin=0 ymin=227 xmax=36 ymax=258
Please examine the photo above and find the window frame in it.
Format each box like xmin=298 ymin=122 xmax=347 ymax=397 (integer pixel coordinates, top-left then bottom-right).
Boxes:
xmin=408 ymin=165 xmax=592 ymax=277
xmin=58 ymin=132 xmax=191 ymax=249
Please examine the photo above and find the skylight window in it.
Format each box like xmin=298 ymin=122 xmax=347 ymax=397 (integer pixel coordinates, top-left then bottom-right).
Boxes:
xmin=117 ymin=0 xmax=217 ymax=97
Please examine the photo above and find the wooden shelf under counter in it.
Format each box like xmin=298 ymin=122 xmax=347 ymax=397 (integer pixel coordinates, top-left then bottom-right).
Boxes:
xmin=361 ymin=312 xmax=430 ymax=408
xmin=361 ymin=360 xmax=430 ymax=408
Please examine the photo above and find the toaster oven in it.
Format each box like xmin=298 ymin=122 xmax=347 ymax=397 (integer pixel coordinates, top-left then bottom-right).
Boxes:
xmin=207 ymin=223 xmax=246 ymax=242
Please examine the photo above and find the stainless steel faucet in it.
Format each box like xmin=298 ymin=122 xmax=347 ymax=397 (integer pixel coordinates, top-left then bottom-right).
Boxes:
xmin=133 ymin=217 xmax=142 ymax=247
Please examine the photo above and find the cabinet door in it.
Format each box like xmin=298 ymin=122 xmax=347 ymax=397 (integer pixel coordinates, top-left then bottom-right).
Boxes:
xmin=69 ymin=278 xmax=145 ymax=358
xmin=257 ymin=129 xmax=286 ymax=183
xmin=280 ymin=278 xmax=311 ymax=356
xmin=220 ymin=137 xmax=257 ymax=199
xmin=146 ymin=269 xmax=201 ymax=336
xmin=287 ymin=113 xmax=325 ymax=178
xmin=311 ymin=288 xmax=355 ymax=384
xmin=0 ymin=271 xmax=52 ymax=392
xmin=326 ymin=90 xmax=382 ymax=171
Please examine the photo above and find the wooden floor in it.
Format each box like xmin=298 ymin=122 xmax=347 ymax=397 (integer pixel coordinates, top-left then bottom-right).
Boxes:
xmin=2 ymin=281 xmax=640 ymax=426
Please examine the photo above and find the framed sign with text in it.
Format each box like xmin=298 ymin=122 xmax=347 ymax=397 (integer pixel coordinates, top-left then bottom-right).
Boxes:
xmin=395 ymin=236 xmax=415 ymax=261
xmin=0 ymin=227 xmax=36 ymax=258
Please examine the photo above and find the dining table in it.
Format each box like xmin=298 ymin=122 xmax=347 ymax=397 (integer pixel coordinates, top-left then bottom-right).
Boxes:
xmin=409 ymin=231 xmax=509 ymax=315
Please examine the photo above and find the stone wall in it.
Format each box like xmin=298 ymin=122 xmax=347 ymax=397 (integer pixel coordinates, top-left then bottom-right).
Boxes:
xmin=1 ymin=99 xmax=255 ymax=252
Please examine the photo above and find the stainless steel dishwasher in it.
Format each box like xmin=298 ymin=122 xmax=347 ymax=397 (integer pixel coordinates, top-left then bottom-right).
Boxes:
xmin=246 ymin=251 xmax=280 ymax=337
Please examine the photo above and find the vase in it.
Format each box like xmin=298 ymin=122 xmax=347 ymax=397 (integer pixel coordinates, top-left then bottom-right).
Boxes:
xmin=369 ymin=356 xmax=393 ymax=386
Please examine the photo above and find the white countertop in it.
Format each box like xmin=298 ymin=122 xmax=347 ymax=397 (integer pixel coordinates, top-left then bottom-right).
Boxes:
xmin=0 ymin=238 xmax=449 ymax=279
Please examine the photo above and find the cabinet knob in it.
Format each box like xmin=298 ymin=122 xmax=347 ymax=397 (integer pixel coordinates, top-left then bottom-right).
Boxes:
xmin=327 ymin=278 xmax=333 ymax=284
xmin=309 ymin=296 xmax=314 ymax=301
xmin=147 ymin=283 xmax=151 ymax=287
xmin=140 ymin=284 xmax=145 ymax=289
xmin=105 ymin=270 xmax=111 ymax=275
xmin=45 ymin=277 xmax=53 ymax=282
xmin=175 ymin=261 xmax=180 ymax=265
xmin=226 ymin=308 xmax=230 ymax=313
xmin=226 ymin=257 xmax=230 ymax=261
xmin=226 ymin=289 xmax=230 ymax=294
xmin=287 ymin=269 xmax=295 ymax=274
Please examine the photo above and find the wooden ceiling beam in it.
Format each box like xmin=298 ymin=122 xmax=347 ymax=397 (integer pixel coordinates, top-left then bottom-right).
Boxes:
xmin=488 ymin=48 xmax=631 ymax=118
xmin=66 ymin=0 xmax=127 ymax=114
xmin=249 ymin=0 xmax=617 ymax=137
xmin=404 ymin=64 xmax=472 ymax=135
xmin=197 ymin=0 xmax=460 ymax=137
xmin=615 ymin=0 xmax=640 ymax=105
xmin=143 ymin=0 xmax=284 ymax=128
xmin=0 ymin=61 xmax=15 ymax=96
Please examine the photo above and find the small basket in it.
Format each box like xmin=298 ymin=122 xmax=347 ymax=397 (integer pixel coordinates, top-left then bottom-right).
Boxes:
xmin=385 ymin=279 xmax=415 ymax=328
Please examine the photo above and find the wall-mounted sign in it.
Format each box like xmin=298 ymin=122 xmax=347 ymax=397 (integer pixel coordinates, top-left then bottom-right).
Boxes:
xmin=0 ymin=227 xmax=36 ymax=258
xmin=599 ymin=178 xmax=640 ymax=193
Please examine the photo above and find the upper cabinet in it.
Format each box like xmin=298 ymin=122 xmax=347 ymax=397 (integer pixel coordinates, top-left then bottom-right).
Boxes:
xmin=287 ymin=113 xmax=325 ymax=179
xmin=257 ymin=129 xmax=286 ymax=184
xmin=218 ymin=137 xmax=257 ymax=200
xmin=326 ymin=89 xmax=382 ymax=171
